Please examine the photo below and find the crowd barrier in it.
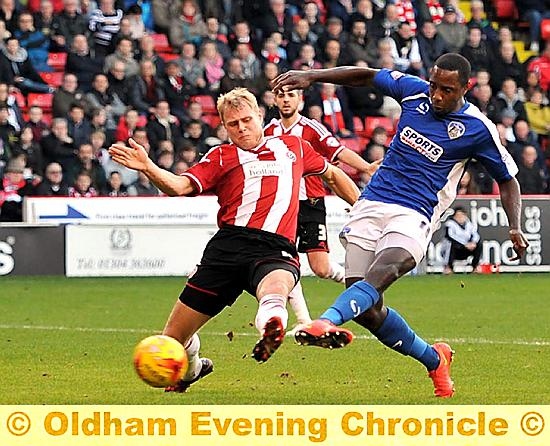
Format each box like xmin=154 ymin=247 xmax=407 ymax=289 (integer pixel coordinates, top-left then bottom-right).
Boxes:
xmin=0 ymin=196 xmax=548 ymax=276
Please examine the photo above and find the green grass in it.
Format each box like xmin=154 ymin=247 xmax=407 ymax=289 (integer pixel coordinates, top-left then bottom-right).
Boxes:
xmin=1 ymin=274 xmax=549 ymax=404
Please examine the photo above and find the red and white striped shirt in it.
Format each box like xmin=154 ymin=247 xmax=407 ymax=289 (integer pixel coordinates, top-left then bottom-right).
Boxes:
xmin=182 ymin=134 xmax=328 ymax=243
xmin=264 ymin=115 xmax=345 ymax=199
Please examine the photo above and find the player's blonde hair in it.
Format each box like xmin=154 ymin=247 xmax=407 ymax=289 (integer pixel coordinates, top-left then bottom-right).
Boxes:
xmin=216 ymin=88 xmax=260 ymax=123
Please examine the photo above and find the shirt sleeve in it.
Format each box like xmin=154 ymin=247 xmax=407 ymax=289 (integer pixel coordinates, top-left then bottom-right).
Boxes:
xmin=180 ymin=146 xmax=224 ymax=194
xmin=301 ymin=138 xmax=329 ymax=176
xmin=474 ymin=131 xmax=518 ymax=184
xmin=374 ymin=68 xmax=429 ymax=102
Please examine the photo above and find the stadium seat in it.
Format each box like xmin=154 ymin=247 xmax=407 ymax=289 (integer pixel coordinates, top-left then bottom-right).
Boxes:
xmin=11 ymin=91 xmax=26 ymax=110
xmin=191 ymin=95 xmax=217 ymax=114
xmin=159 ymin=52 xmax=179 ymax=62
xmin=340 ymin=137 xmax=363 ymax=154
xmin=150 ymin=33 xmax=171 ymax=53
xmin=39 ymin=71 xmax=64 ymax=87
xmin=202 ymin=113 xmax=221 ymax=129
xmin=47 ymin=52 xmax=67 ymax=71
xmin=541 ymin=19 xmax=550 ymax=41
xmin=494 ymin=0 xmax=517 ymax=20
xmin=363 ymin=116 xmax=395 ymax=138
xmin=352 ymin=116 xmax=364 ymax=132
xmin=27 ymin=93 xmax=54 ymax=110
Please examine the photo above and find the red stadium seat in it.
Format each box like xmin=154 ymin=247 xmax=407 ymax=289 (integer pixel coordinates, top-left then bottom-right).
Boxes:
xmin=494 ymin=0 xmax=517 ymax=20
xmin=541 ymin=19 xmax=550 ymax=41
xmin=47 ymin=52 xmax=67 ymax=71
xmin=39 ymin=71 xmax=64 ymax=87
xmin=150 ymin=33 xmax=171 ymax=53
xmin=363 ymin=116 xmax=395 ymax=138
xmin=340 ymin=137 xmax=363 ymax=153
xmin=352 ymin=116 xmax=364 ymax=132
xmin=11 ymin=91 xmax=26 ymax=109
xmin=191 ymin=95 xmax=217 ymax=114
xmin=27 ymin=93 xmax=54 ymax=111
xmin=202 ymin=113 xmax=221 ymax=129
xmin=159 ymin=52 xmax=179 ymax=62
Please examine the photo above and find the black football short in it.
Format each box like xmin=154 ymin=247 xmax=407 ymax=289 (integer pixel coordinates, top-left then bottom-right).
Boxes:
xmin=296 ymin=198 xmax=329 ymax=253
xmin=179 ymin=225 xmax=300 ymax=316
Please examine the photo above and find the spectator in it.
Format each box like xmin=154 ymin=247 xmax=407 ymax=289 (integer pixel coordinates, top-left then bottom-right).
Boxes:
xmin=344 ymin=19 xmax=378 ymax=66
xmin=259 ymin=36 xmax=289 ymax=72
xmin=176 ymin=142 xmax=198 ymax=166
xmin=169 ymin=0 xmax=207 ymax=48
xmin=291 ymin=43 xmax=322 ymax=70
xmin=181 ymin=119 xmax=209 ymax=158
xmin=67 ymin=103 xmax=91 ymax=148
xmin=12 ymin=125 xmax=44 ymax=175
xmin=88 ymin=0 xmax=123 ymax=59
xmin=102 ymin=170 xmax=127 ymax=196
xmin=516 ymin=145 xmax=547 ymax=194
xmin=417 ymin=20 xmax=448 ymax=72
xmin=33 ymin=161 xmax=69 ymax=195
xmin=227 ymin=20 xmax=258 ymax=54
xmin=344 ymin=60 xmax=384 ymax=119
xmin=393 ymin=0 xmax=417 ymax=34
xmin=199 ymin=41 xmax=225 ymax=94
xmin=104 ymin=37 xmax=140 ymax=78
xmin=127 ymin=170 xmax=159 ymax=196
xmin=389 ymin=22 xmax=423 ymax=76
xmin=436 ymin=5 xmax=467 ymax=53
xmin=125 ymin=4 xmax=146 ymax=41
xmin=508 ymin=119 xmax=547 ymax=171
xmin=0 ymin=37 xmax=54 ymax=94
xmin=106 ymin=60 xmax=133 ymax=107
xmin=314 ymin=82 xmax=355 ymax=137
xmin=442 ymin=206 xmax=482 ymax=275
xmin=177 ymin=41 xmax=206 ymax=96
xmin=516 ymin=0 xmax=550 ymax=53
xmin=327 ymin=0 xmax=353 ymax=29
xmin=525 ymin=88 xmax=550 ymax=140
xmin=40 ymin=117 xmax=75 ymax=170
xmin=364 ymin=125 xmax=390 ymax=155
xmin=52 ymin=0 xmax=89 ymax=49
xmin=136 ymin=34 xmax=165 ymax=75
xmin=0 ymin=103 xmax=16 ymax=163
xmin=14 ymin=12 xmax=51 ymax=72
xmin=66 ymin=141 xmax=107 ymax=190
xmin=380 ymin=3 xmax=401 ymax=39
xmin=162 ymin=61 xmax=193 ymax=123
xmin=489 ymin=41 xmax=523 ymax=93
xmin=69 ymin=170 xmax=98 ymax=197
xmin=151 ymin=0 xmax=180 ymax=36
xmin=89 ymin=108 xmax=114 ymax=146
xmin=495 ymin=78 xmax=528 ymax=124
xmin=65 ymin=34 xmax=104 ymax=92
xmin=322 ymin=38 xmax=343 ymax=69
xmin=25 ymin=105 xmax=50 ymax=143
xmin=0 ymin=159 xmax=34 ymax=221
xmin=85 ymin=73 xmax=126 ymax=131
xmin=415 ymin=0 xmax=445 ymax=26
xmin=0 ymin=0 xmax=20 ymax=34
xmin=257 ymin=0 xmax=294 ymax=42
xmin=146 ymin=100 xmax=181 ymax=149
xmin=460 ymin=25 xmax=494 ymax=74
xmin=33 ymin=0 xmax=57 ymax=49
xmin=524 ymin=70 xmax=545 ymax=103
xmin=171 ymin=159 xmax=190 ymax=175
xmin=300 ymin=1 xmax=323 ymax=36
xmin=253 ymin=61 xmax=279 ymax=98
xmin=52 ymin=73 xmax=86 ymax=118
xmin=259 ymin=89 xmax=279 ymax=123
xmin=286 ymin=18 xmax=319 ymax=63
xmin=456 ymin=169 xmax=480 ymax=195
xmin=317 ymin=16 xmax=348 ymax=54
xmin=466 ymin=0 xmax=498 ymax=44
xmin=182 ymin=100 xmax=211 ymax=136
xmin=527 ymin=41 xmax=550 ymax=93
xmin=0 ymin=82 xmax=23 ymax=131
xmin=203 ymin=16 xmax=231 ymax=62
xmin=156 ymin=149 xmax=174 ymax=170
xmin=469 ymin=84 xmax=499 ymax=122
xmin=234 ymin=42 xmax=261 ymax=82
xmin=130 ymin=60 xmax=164 ymax=116
xmin=219 ymin=57 xmax=251 ymax=94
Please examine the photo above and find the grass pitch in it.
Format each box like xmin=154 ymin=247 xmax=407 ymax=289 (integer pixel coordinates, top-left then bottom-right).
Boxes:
xmin=1 ymin=274 xmax=549 ymax=405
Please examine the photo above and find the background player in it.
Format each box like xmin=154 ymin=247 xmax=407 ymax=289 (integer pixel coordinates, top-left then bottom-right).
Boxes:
xmin=109 ymin=88 xmax=360 ymax=392
xmin=265 ymin=89 xmax=379 ymax=331
xmin=272 ymin=54 xmax=529 ymax=397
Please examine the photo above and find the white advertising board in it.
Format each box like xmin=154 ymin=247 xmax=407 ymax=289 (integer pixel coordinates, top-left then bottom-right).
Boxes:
xmin=24 ymin=196 xmax=220 ymax=225
xmin=24 ymin=196 xmax=351 ymax=226
xmin=65 ymin=225 xmax=218 ymax=277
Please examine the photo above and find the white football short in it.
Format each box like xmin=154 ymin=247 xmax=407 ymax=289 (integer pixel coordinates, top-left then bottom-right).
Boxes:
xmin=339 ymin=199 xmax=433 ymax=265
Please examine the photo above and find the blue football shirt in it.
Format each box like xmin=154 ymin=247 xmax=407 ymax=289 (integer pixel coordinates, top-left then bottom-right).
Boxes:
xmin=363 ymin=69 xmax=518 ymax=223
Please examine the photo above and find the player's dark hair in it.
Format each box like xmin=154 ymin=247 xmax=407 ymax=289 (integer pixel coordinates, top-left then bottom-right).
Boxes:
xmin=434 ymin=53 xmax=471 ymax=86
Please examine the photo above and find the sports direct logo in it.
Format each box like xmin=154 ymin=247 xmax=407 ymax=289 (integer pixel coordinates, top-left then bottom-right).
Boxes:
xmin=400 ymin=126 xmax=444 ymax=162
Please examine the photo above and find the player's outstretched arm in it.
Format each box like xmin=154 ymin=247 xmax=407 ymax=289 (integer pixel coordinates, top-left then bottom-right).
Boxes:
xmin=498 ymin=177 xmax=529 ymax=260
xmin=109 ymin=138 xmax=196 ymax=196
xmin=337 ymin=148 xmax=382 ymax=178
xmin=271 ymin=66 xmax=380 ymax=91
xmin=321 ymin=164 xmax=361 ymax=206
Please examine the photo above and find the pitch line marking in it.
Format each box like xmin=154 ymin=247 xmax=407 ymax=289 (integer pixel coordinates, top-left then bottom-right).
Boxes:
xmin=0 ymin=324 xmax=549 ymax=347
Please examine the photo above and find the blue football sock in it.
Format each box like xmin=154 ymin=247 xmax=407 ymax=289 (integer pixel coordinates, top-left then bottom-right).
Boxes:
xmin=373 ymin=307 xmax=440 ymax=371
xmin=320 ymin=281 xmax=380 ymax=325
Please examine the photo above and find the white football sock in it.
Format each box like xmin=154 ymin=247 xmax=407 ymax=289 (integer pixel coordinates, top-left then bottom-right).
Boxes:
xmin=255 ymin=294 xmax=288 ymax=334
xmin=329 ymin=261 xmax=346 ymax=283
xmin=182 ymin=333 xmax=201 ymax=381
xmin=288 ymin=281 xmax=312 ymax=325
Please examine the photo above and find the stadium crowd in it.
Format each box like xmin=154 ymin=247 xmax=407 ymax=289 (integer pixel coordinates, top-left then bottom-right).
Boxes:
xmin=0 ymin=0 xmax=550 ymax=221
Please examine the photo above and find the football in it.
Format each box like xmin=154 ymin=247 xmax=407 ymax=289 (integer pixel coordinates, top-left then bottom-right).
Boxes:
xmin=133 ymin=335 xmax=188 ymax=388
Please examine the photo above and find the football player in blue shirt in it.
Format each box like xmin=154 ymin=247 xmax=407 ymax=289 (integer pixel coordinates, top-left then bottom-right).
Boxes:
xmin=271 ymin=53 xmax=529 ymax=398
